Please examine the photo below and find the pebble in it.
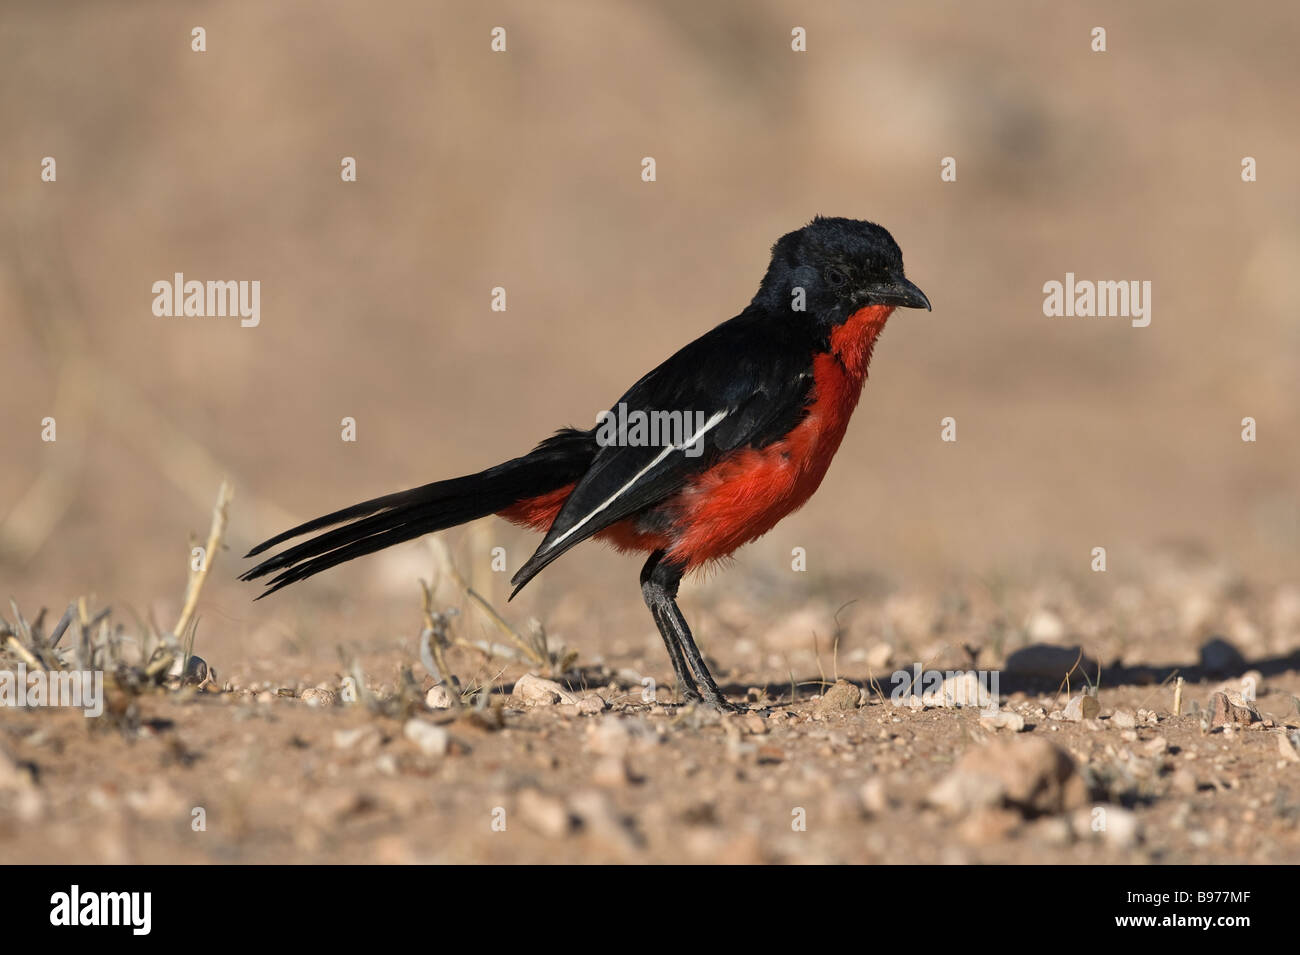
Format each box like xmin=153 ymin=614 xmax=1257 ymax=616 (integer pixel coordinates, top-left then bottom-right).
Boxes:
xmin=1277 ymin=732 xmax=1300 ymax=764
xmin=939 ymin=672 xmax=994 ymax=708
xmin=813 ymin=679 xmax=861 ymax=717
xmin=1142 ymin=736 xmax=1169 ymax=757
xmin=402 ymin=718 xmax=450 ymax=757
xmin=1209 ymin=691 xmax=1260 ymax=729
xmin=592 ymin=756 xmax=631 ymax=787
xmin=576 ymin=693 xmax=607 ymax=715
xmin=333 ymin=725 xmax=383 ymax=753
xmin=1111 ymin=709 xmax=1138 ymax=729
xmin=513 ymin=673 xmax=579 ymax=705
xmin=517 ymin=789 xmax=572 ymax=838
xmin=168 ymin=654 xmax=211 ymax=686
xmin=929 ymin=737 xmax=1088 ymax=817
xmin=425 ymin=684 xmax=455 ymax=709
xmin=1062 ymin=694 xmax=1100 ymax=722
xmin=859 ymin=778 xmax=889 ymax=814
xmin=1101 ymin=807 xmax=1143 ymax=849
xmin=979 ymin=709 xmax=1026 ymax=732
xmin=743 ymin=713 xmax=769 ymax=735
xmin=301 ymin=687 xmax=336 ymax=707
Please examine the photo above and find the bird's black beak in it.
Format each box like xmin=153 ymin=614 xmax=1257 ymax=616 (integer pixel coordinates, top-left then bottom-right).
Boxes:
xmin=858 ymin=276 xmax=931 ymax=311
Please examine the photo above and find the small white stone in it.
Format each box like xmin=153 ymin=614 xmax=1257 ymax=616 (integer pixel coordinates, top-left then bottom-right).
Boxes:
xmin=1062 ymin=694 xmax=1099 ymax=722
xmin=403 ymin=719 xmax=449 ymax=756
xmin=979 ymin=709 xmax=1026 ymax=732
xmin=517 ymin=789 xmax=571 ymax=838
xmin=514 ymin=673 xmax=579 ymax=705
xmin=333 ymin=725 xmax=382 ymax=752
xmin=301 ymin=687 xmax=336 ymax=707
xmin=859 ymin=778 xmax=889 ymax=814
xmin=1102 ymin=807 xmax=1142 ymax=849
xmin=1111 ymin=708 xmax=1138 ymax=729
xmin=425 ymin=684 xmax=455 ymax=709
xmin=938 ymin=672 xmax=994 ymax=709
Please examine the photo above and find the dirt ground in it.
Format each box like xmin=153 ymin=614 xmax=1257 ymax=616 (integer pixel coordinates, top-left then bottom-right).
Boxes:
xmin=1 ymin=1 xmax=1297 ymax=864
xmin=4 ymin=552 xmax=1299 ymax=864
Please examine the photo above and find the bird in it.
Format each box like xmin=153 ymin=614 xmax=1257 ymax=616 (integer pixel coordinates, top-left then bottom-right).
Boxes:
xmin=241 ymin=216 xmax=930 ymax=711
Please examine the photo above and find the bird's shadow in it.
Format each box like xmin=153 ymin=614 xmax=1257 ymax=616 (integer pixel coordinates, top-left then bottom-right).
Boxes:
xmin=718 ymin=645 xmax=1300 ymax=708
xmin=556 ymin=643 xmax=1300 ymax=711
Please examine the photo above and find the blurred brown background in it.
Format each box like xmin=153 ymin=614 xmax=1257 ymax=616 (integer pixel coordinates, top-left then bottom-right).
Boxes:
xmin=2 ymin=0 xmax=1296 ymax=666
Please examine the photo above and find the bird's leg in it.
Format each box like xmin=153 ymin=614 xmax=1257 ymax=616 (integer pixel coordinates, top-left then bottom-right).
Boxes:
xmin=641 ymin=552 xmax=739 ymax=712
xmin=641 ymin=552 xmax=700 ymax=704
xmin=657 ymin=589 xmax=740 ymax=712
xmin=648 ymin=602 xmax=702 ymax=704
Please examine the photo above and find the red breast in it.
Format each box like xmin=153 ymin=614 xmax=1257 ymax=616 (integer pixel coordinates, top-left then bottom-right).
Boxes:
xmin=498 ymin=305 xmax=895 ymax=568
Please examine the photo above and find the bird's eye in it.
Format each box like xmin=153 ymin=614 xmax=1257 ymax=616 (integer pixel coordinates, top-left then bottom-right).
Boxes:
xmin=823 ymin=266 xmax=848 ymax=288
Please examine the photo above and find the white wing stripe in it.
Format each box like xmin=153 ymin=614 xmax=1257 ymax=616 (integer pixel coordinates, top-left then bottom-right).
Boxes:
xmin=542 ymin=409 xmax=730 ymax=553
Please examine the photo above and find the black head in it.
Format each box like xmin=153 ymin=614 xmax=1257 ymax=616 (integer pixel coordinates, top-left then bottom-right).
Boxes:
xmin=755 ymin=216 xmax=930 ymax=322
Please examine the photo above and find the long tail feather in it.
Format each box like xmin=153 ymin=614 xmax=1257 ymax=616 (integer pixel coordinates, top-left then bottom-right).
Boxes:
xmin=241 ymin=429 xmax=593 ymax=596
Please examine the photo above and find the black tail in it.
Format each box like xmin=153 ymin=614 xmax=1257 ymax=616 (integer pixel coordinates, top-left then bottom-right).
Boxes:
xmin=241 ymin=428 xmax=594 ymax=598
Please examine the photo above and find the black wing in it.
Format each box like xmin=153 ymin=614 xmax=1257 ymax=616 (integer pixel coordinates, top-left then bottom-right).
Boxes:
xmin=509 ymin=309 xmax=822 ymax=595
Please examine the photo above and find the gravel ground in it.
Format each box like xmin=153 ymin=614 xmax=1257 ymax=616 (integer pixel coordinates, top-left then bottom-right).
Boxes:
xmin=4 ymin=560 xmax=1298 ymax=865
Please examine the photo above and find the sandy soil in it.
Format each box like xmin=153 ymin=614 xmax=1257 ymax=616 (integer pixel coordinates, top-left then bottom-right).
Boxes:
xmin=4 ymin=557 xmax=1299 ymax=864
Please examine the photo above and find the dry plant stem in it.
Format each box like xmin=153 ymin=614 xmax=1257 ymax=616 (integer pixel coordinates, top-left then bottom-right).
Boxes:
xmin=173 ymin=481 xmax=234 ymax=641
xmin=432 ymin=537 xmax=547 ymax=668
xmin=465 ymin=587 xmax=547 ymax=668
xmin=418 ymin=579 xmax=454 ymax=687
xmin=4 ymin=634 xmax=44 ymax=671
xmin=48 ymin=602 xmax=77 ymax=648
xmin=1056 ymin=647 xmax=1088 ymax=699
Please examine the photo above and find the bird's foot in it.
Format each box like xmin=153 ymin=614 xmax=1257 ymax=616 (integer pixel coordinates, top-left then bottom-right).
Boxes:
xmin=697 ymin=692 xmax=745 ymax=714
xmin=677 ymin=689 xmax=743 ymax=713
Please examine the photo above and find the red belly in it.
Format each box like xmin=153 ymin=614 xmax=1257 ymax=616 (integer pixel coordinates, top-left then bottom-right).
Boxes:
xmin=664 ymin=349 xmax=866 ymax=567
xmin=498 ymin=305 xmax=892 ymax=569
